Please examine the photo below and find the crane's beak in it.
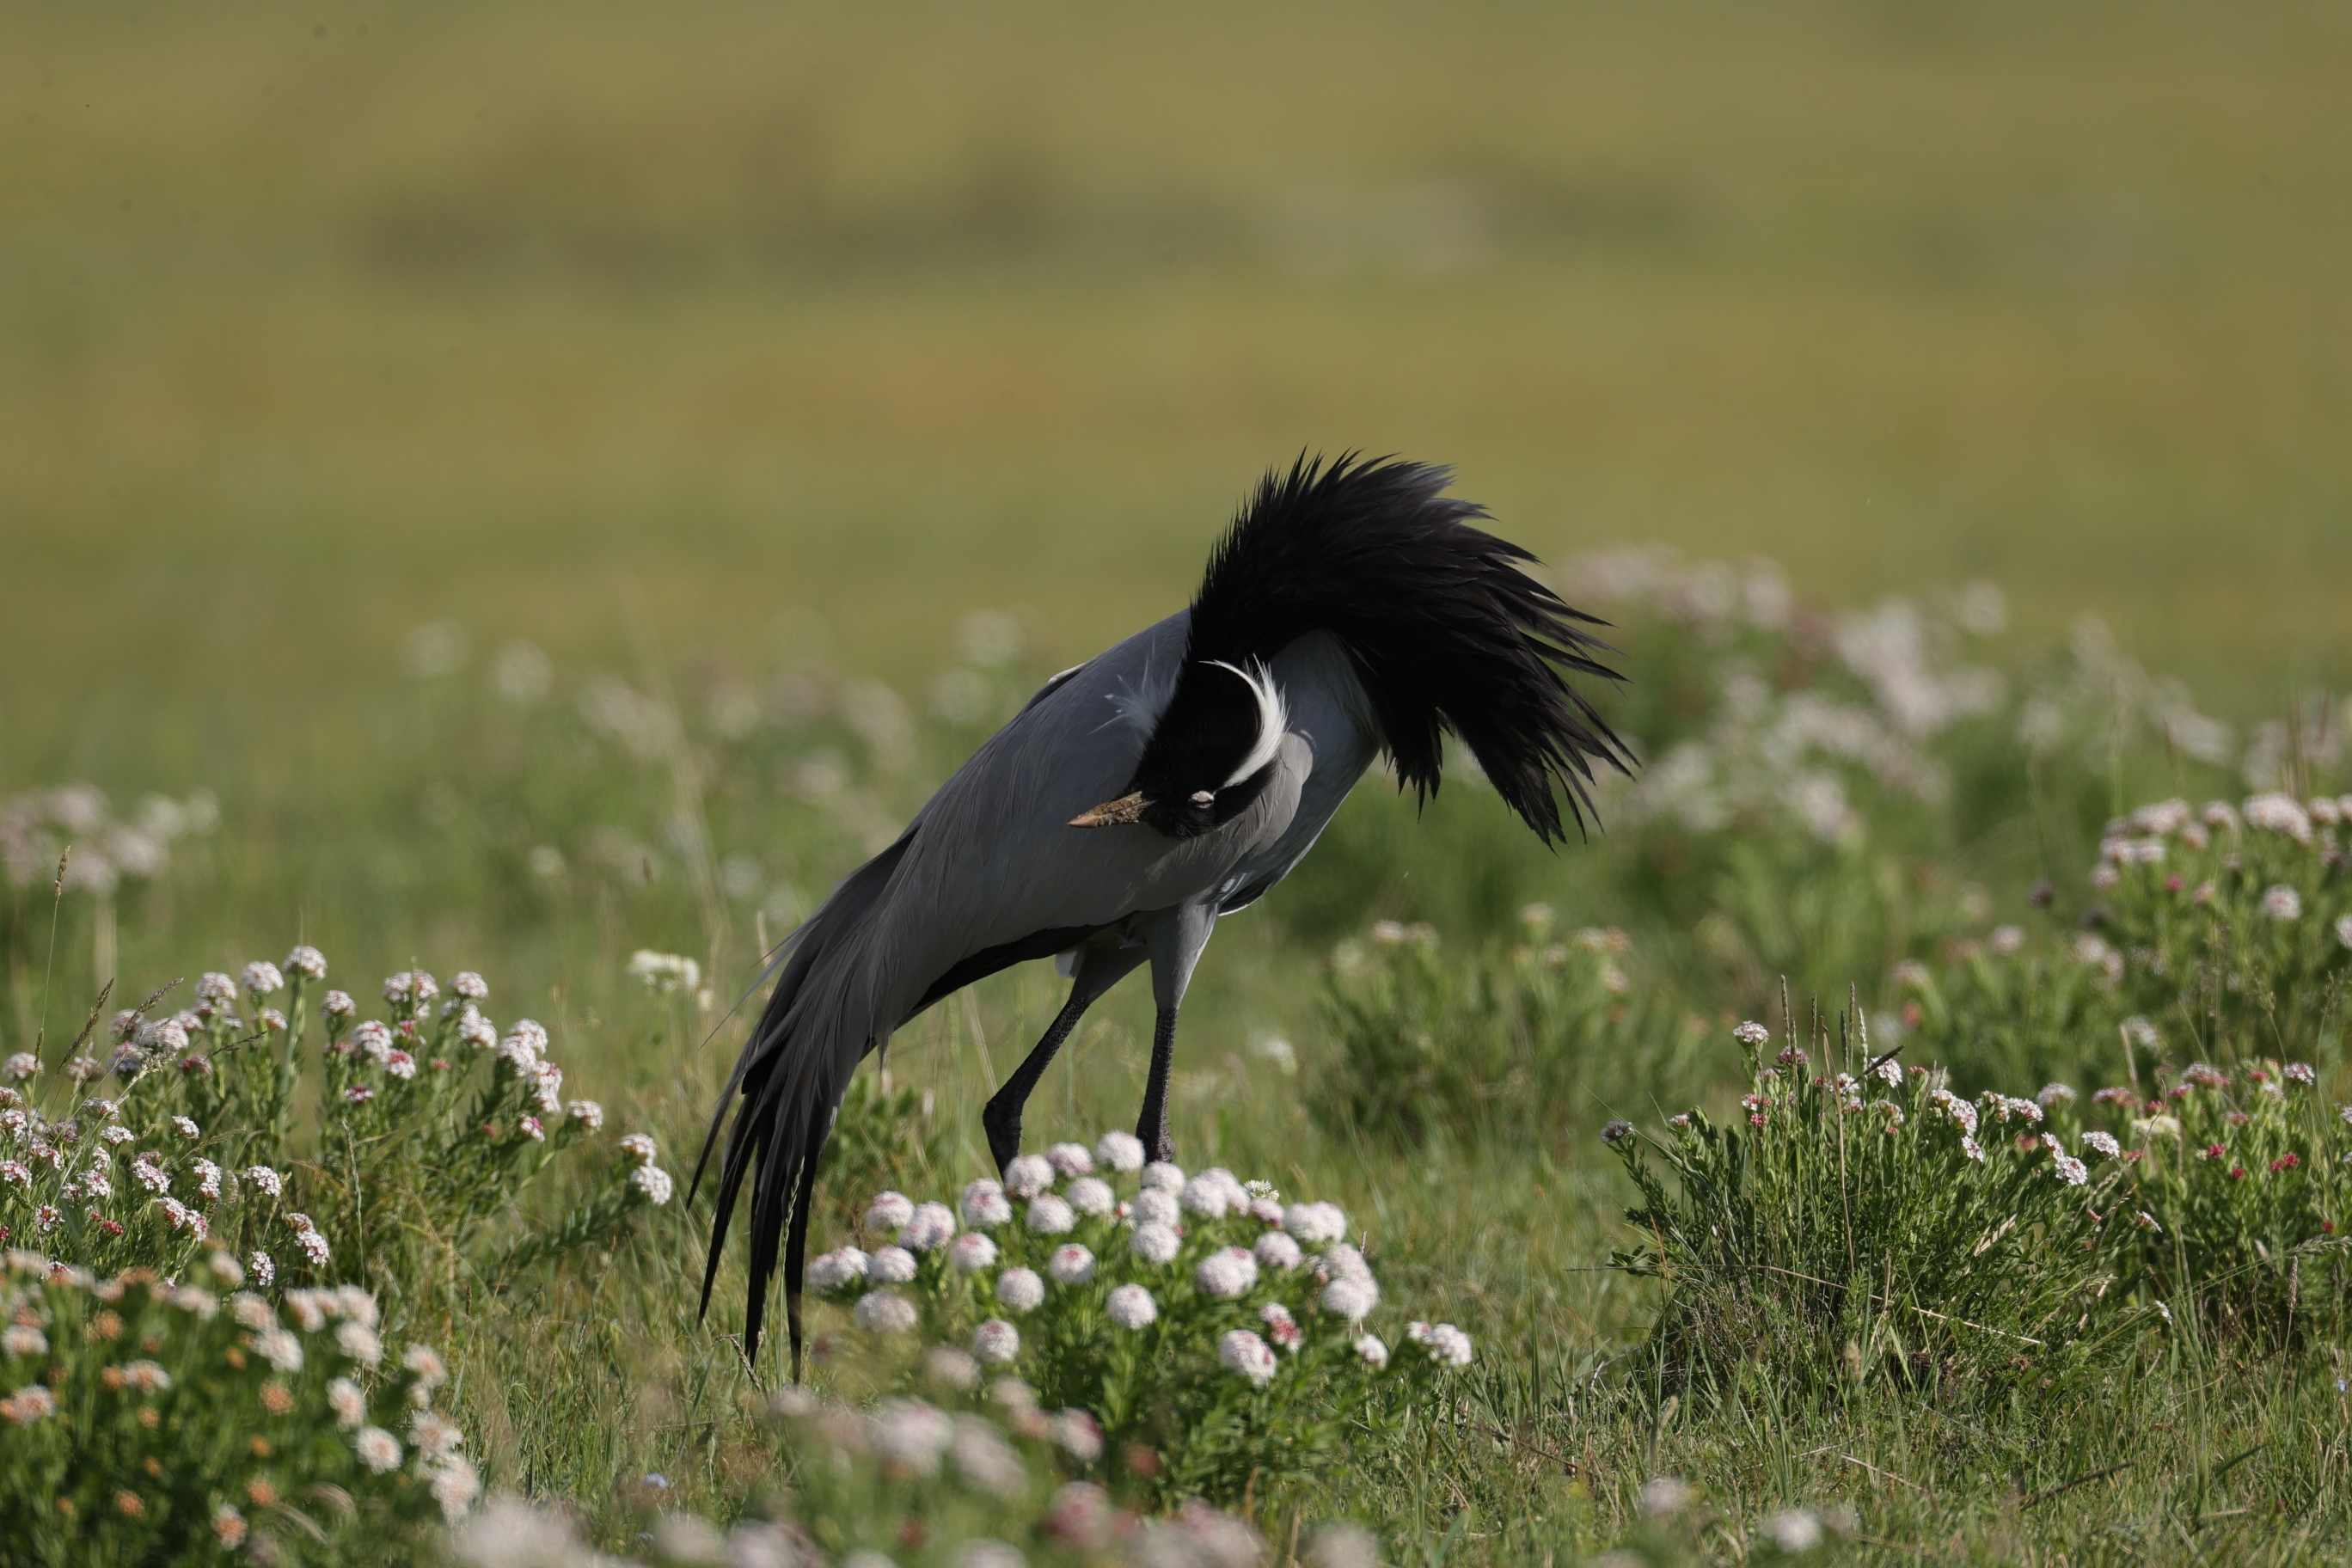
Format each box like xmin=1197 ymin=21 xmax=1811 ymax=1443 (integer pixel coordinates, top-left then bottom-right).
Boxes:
xmin=1069 ymin=792 xmax=1148 ymax=828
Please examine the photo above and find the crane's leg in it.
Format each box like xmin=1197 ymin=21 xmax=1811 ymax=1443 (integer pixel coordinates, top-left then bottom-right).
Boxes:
xmin=1134 ymin=898 xmax=1220 ymax=1166
xmin=982 ymin=940 xmax=1142 ymax=1175
xmin=1136 ymin=1005 xmax=1180 ymax=1164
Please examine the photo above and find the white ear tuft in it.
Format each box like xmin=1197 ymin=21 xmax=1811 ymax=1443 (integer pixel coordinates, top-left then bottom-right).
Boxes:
xmin=1206 ymin=659 xmax=1288 ymax=787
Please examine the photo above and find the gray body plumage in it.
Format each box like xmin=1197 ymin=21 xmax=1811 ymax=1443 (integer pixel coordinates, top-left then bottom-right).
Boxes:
xmin=736 ymin=614 xmax=1369 ymax=1103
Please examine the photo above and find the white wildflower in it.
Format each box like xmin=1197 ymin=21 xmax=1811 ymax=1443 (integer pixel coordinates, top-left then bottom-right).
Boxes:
xmin=925 ymin=1344 xmax=983 ymax=1392
xmin=1354 ymin=1334 xmax=1388 ymax=1369
xmin=1046 ymin=1244 xmax=1094 ymax=1284
xmin=971 ymin=1317 xmax=1021 ymax=1363
xmin=350 ymin=1020 xmax=394 ymax=1064
xmin=497 ymin=1020 xmax=548 ymax=1072
xmin=1217 ymin=1329 xmax=1277 ymax=1386
xmin=1055 ymin=1409 xmax=1105 ymax=1464
xmin=875 ymin=1398 xmax=955 ymax=1473
xmin=1044 ymin=1142 xmax=1093 ymax=1178
xmin=1320 ymin=1277 xmax=1379 ymax=1322
xmin=567 ymin=1099 xmax=603 ymax=1130
xmin=254 ymin=1327 xmax=303 ymax=1372
xmin=354 ymin=1426 xmax=403 ymax=1474
xmin=855 ymin=1291 xmax=919 ymax=1333
xmin=1066 ymin=1176 xmax=1116 ymax=1216
xmin=337 ymin=1320 xmax=383 ymax=1366
xmin=626 ymin=950 xmax=701 ymax=994
xmin=453 ymin=971 xmax=488 ymax=1001
xmin=1139 ymin=1161 xmax=1185 ymax=1193
xmin=960 ymin=1179 xmax=1014 ymax=1228
xmin=1133 ymin=1187 xmax=1181 ymax=1228
xmin=899 ymin=1202 xmax=956 ymax=1252
xmin=1423 ymin=1323 xmax=1474 ymax=1368
xmin=949 ymin=1233 xmax=999 ymax=1274
xmin=1196 ymin=1246 xmax=1259 ymax=1299
xmin=242 ymin=1165 xmax=285 ymax=1197
xmin=1761 ymin=1509 xmax=1822 ymax=1553
xmin=1106 ymin=1283 xmax=1157 ymax=1329
xmin=866 ymin=1191 xmax=916 ymax=1231
xmin=1130 ymin=1222 xmax=1181 ymax=1265
xmin=2263 ymin=885 xmax=2303 ymax=921
xmin=327 ymin=1376 xmax=367 ymax=1428
xmin=1283 ymin=1201 xmax=1349 ymax=1245
xmin=285 ymin=945 xmax=328 ymax=980
xmin=1002 ymin=1153 xmax=1056 ymax=1199
xmin=2245 ymin=793 xmax=2312 ymax=843
xmin=403 ymin=1344 xmax=449 ymax=1390
xmin=428 ymin=1455 xmax=482 ymax=1522
xmin=868 ymin=1246 xmax=919 ymax=1284
xmin=629 ymin=1166 xmax=674 ymax=1206
xmin=1094 ymin=1130 xmax=1146 ymax=1172
xmin=808 ymin=1246 xmax=870 ymax=1293
xmin=409 ymin=1409 xmax=463 ymax=1461
xmin=1254 ymin=1231 xmax=1304 ymax=1271
xmin=950 ymin=1419 xmax=1025 ymax=1504
xmin=2082 ymin=1130 xmax=2122 ymax=1159
xmin=1026 ymin=1195 xmax=1075 ymax=1234
xmin=995 ymin=1268 xmax=1045 ymax=1313
xmin=1179 ymin=1176 xmax=1232 ymax=1218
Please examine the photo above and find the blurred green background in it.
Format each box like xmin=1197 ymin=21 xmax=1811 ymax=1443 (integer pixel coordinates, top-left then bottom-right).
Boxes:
xmin=5 ymin=0 xmax=2350 ymax=992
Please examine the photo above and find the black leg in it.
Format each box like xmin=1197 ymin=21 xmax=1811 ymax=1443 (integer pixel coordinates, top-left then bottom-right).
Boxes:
xmin=1135 ymin=1005 xmax=1179 ymax=1164
xmin=982 ymin=988 xmax=1096 ymax=1176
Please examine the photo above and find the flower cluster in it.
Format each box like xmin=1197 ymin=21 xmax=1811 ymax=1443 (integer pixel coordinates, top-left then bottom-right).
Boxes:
xmin=458 ymin=1389 xmax=1271 ymax=1568
xmin=1 ymin=944 xmax=671 ymax=1376
xmin=809 ymin=1129 xmax=1470 ymax=1503
xmin=0 ymin=1250 xmax=473 ymax=1560
xmin=1609 ymin=1015 xmax=2148 ymax=1396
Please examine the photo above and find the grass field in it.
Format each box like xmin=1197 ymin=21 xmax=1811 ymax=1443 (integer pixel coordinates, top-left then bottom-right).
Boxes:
xmin=5 ymin=3 xmax=2352 ymax=1563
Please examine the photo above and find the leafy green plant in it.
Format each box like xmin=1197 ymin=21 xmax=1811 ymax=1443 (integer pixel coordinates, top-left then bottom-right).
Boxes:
xmin=0 ymin=946 xmax=673 ymax=1328
xmin=2076 ymin=1058 xmax=2350 ymax=1343
xmin=803 ymin=1130 xmax=1474 ymax=1511
xmin=1 ymin=1253 xmax=473 ymax=1565
xmin=2086 ymin=793 xmax=2352 ymax=1066
xmin=1605 ymin=1014 xmax=2152 ymax=1402
xmin=1311 ymin=912 xmax=1706 ymax=1149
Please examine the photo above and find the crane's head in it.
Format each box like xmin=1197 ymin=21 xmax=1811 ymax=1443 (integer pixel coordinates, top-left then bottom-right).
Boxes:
xmin=1071 ymin=658 xmax=1287 ymax=838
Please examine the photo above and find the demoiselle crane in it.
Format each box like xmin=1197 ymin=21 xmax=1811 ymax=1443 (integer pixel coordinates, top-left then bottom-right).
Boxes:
xmin=696 ymin=455 xmax=1630 ymax=1369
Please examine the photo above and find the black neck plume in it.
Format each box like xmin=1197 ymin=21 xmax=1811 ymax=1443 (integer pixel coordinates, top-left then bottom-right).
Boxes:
xmin=1180 ymin=454 xmax=1631 ymax=842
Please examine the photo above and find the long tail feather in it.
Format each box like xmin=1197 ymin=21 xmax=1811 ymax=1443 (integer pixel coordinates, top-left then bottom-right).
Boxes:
xmin=699 ymin=830 xmax=915 ymax=1372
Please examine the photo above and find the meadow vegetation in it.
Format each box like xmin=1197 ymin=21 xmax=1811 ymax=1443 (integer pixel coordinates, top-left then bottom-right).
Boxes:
xmin=7 ymin=3 xmax=2352 ymax=1562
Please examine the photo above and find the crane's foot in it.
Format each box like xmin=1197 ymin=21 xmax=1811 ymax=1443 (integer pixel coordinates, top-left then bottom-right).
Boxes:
xmin=1136 ymin=1110 xmax=1175 ymax=1167
xmin=981 ymin=1096 xmax=1024 ymax=1179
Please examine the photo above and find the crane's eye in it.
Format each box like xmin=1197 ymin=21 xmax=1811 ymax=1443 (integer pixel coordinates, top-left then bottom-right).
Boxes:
xmin=1189 ymin=790 xmax=1215 ymax=806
